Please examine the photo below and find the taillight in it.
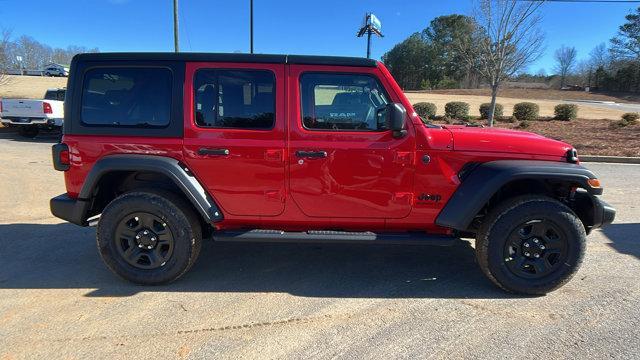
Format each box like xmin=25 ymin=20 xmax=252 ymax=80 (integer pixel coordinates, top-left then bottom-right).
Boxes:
xmin=0 ymin=99 xmax=3 ymax=113
xmin=52 ymin=143 xmax=70 ymax=171
xmin=43 ymin=102 xmax=53 ymax=114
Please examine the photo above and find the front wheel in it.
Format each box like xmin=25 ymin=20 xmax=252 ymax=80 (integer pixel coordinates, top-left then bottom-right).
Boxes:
xmin=97 ymin=189 xmax=202 ymax=285
xmin=476 ymin=195 xmax=586 ymax=295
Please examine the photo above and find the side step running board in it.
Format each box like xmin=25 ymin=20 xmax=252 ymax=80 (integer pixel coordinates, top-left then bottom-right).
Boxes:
xmin=212 ymin=229 xmax=459 ymax=246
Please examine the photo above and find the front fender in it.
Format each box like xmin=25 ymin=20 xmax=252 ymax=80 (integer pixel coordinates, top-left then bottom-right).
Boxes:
xmin=435 ymin=160 xmax=603 ymax=231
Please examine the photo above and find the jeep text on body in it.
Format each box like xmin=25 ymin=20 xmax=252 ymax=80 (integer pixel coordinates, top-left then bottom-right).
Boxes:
xmin=50 ymin=53 xmax=615 ymax=294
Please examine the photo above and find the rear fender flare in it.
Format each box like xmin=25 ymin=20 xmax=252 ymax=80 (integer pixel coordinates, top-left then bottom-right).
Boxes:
xmin=79 ymin=155 xmax=223 ymax=223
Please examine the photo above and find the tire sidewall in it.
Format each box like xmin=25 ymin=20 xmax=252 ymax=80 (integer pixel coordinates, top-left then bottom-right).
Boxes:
xmin=97 ymin=191 xmax=198 ymax=285
xmin=482 ymin=197 xmax=586 ymax=294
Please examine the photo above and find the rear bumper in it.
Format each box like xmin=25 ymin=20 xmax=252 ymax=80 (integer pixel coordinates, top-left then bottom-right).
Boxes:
xmin=50 ymin=194 xmax=90 ymax=226
xmin=1 ymin=118 xmax=63 ymax=126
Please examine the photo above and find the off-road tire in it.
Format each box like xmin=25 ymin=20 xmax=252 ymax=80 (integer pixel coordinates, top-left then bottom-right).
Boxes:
xmin=476 ymin=195 xmax=586 ymax=295
xmin=97 ymin=189 xmax=202 ymax=285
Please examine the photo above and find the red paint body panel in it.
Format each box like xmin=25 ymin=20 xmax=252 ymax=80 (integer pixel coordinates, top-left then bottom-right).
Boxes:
xmin=287 ymin=64 xmax=415 ymax=219
xmin=61 ymin=60 xmax=574 ymax=234
xmin=62 ymin=135 xmax=183 ymax=198
xmin=181 ymin=62 xmax=287 ymax=217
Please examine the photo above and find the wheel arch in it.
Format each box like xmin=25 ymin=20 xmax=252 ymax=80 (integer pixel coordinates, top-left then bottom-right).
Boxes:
xmin=79 ymin=155 xmax=223 ymax=225
xmin=435 ymin=160 xmax=603 ymax=232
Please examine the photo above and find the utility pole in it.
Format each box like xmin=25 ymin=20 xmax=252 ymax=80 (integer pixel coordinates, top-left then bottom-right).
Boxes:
xmin=366 ymin=30 xmax=372 ymax=59
xmin=356 ymin=13 xmax=383 ymax=59
xmin=250 ymin=0 xmax=254 ymax=54
xmin=173 ymin=0 xmax=179 ymax=52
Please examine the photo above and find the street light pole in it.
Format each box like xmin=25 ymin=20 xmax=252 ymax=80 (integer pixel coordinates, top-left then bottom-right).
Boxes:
xmin=250 ymin=0 xmax=254 ymax=54
xmin=173 ymin=0 xmax=179 ymax=52
xmin=366 ymin=29 xmax=372 ymax=59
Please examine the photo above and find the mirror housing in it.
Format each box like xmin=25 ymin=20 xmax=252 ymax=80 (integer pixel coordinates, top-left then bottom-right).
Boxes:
xmin=386 ymin=103 xmax=408 ymax=138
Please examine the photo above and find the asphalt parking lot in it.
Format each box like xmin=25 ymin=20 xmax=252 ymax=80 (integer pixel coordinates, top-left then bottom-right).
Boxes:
xmin=0 ymin=130 xmax=638 ymax=359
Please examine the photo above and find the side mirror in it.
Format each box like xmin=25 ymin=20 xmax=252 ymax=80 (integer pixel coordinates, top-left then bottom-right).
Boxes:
xmin=385 ymin=103 xmax=408 ymax=138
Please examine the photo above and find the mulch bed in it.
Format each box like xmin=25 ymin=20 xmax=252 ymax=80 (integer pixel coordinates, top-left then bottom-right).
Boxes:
xmin=435 ymin=118 xmax=640 ymax=157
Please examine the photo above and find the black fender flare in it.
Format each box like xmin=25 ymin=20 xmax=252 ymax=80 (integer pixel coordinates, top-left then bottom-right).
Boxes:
xmin=435 ymin=160 xmax=602 ymax=231
xmin=79 ymin=154 xmax=223 ymax=223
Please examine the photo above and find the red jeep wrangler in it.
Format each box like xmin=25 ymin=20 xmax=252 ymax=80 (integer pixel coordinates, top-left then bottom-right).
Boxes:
xmin=50 ymin=53 xmax=615 ymax=294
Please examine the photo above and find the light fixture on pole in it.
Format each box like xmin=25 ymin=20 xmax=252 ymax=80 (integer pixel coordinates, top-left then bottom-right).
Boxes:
xmin=356 ymin=13 xmax=383 ymax=59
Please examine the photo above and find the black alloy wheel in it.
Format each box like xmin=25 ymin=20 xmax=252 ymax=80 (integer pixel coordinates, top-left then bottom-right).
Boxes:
xmin=503 ymin=219 xmax=568 ymax=279
xmin=114 ymin=212 xmax=175 ymax=270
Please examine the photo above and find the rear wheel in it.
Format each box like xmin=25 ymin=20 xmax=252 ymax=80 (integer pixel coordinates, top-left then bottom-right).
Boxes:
xmin=97 ymin=189 xmax=202 ymax=285
xmin=476 ymin=195 xmax=586 ymax=295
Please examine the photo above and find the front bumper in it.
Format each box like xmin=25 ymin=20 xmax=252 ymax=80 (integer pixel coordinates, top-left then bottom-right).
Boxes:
xmin=50 ymin=194 xmax=90 ymax=226
xmin=592 ymin=197 xmax=616 ymax=230
xmin=574 ymin=191 xmax=616 ymax=233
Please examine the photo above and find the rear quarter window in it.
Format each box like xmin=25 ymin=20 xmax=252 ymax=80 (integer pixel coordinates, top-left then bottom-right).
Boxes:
xmin=44 ymin=90 xmax=65 ymax=101
xmin=80 ymin=67 xmax=172 ymax=127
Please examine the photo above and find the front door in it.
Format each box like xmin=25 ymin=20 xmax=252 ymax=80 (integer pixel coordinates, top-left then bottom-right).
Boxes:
xmin=288 ymin=65 xmax=415 ymax=219
xmin=183 ymin=62 xmax=286 ymax=217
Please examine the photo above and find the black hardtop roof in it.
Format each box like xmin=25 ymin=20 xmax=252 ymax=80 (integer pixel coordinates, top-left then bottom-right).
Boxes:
xmin=73 ymin=52 xmax=378 ymax=67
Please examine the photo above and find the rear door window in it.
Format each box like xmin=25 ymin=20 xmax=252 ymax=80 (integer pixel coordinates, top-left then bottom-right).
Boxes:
xmin=194 ymin=69 xmax=275 ymax=129
xmin=300 ymin=73 xmax=390 ymax=131
xmin=81 ymin=67 xmax=172 ymax=127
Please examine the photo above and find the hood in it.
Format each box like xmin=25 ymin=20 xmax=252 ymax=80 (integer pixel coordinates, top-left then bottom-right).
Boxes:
xmin=444 ymin=125 xmax=573 ymax=158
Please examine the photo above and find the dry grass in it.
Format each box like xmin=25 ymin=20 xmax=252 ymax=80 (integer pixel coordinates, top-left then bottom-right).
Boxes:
xmin=416 ymin=88 xmax=639 ymax=102
xmin=0 ymin=75 xmax=67 ymax=99
xmin=405 ymin=92 xmax=627 ymax=120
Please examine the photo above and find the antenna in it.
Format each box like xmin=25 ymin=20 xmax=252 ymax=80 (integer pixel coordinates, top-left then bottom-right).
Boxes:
xmin=356 ymin=13 xmax=383 ymax=59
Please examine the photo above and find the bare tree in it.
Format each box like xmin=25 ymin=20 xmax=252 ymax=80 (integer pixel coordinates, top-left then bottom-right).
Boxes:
xmin=589 ymin=43 xmax=609 ymax=69
xmin=554 ymin=45 xmax=577 ymax=88
xmin=460 ymin=0 xmax=546 ymax=126
xmin=589 ymin=43 xmax=609 ymax=88
xmin=0 ymin=29 xmax=11 ymax=86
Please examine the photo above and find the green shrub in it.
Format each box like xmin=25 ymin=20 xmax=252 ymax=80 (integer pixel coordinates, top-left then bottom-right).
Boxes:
xmin=621 ymin=112 xmax=640 ymax=124
xmin=554 ymin=104 xmax=578 ymax=121
xmin=513 ymin=102 xmax=540 ymax=121
xmin=444 ymin=101 xmax=470 ymax=119
xmin=413 ymin=102 xmax=437 ymax=119
xmin=437 ymin=77 xmax=459 ymax=89
xmin=419 ymin=79 xmax=431 ymax=90
xmin=479 ymin=103 xmax=504 ymax=119
xmin=517 ymin=120 xmax=530 ymax=129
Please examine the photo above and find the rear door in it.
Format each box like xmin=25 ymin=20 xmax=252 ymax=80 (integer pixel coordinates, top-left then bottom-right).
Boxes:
xmin=288 ymin=65 xmax=415 ymax=219
xmin=182 ymin=62 xmax=286 ymax=217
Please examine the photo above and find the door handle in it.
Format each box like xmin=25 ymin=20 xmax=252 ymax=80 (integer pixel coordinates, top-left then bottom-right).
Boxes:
xmin=296 ymin=150 xmax=327 ymax=158
xmin=198 ymin=148 xmax=230 ymax=156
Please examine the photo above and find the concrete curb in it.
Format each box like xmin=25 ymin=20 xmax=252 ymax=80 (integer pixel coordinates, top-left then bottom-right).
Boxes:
xmin=581 ymin=155 xmax=640 ymax=164
xmin=563 ymin=99 xmax=618 ymax=105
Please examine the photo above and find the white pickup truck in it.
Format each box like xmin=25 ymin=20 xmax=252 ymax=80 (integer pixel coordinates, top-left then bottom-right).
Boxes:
xmin=0 ymin=88 xmax=65 ymax=138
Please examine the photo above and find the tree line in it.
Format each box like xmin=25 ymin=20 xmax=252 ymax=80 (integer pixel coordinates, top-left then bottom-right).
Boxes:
xmin=382 ymin=15 xmax=480 ymax=91
xmin=383 ymin=0 xmax=545 ymax=125
xmin=0 ymin=29 xmax=98 ymax=70
xmin=383 ymin=5 xmax=640 ymax=95
xmin=553 ymin=7 xmax=640 ymax=93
